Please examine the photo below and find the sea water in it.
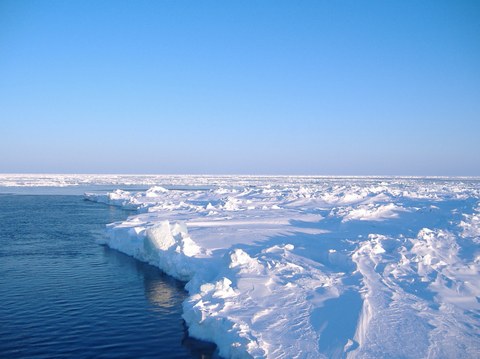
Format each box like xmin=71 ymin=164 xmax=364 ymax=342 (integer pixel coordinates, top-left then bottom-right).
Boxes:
xmin=0 ymin=192 xmax=217 ymax=358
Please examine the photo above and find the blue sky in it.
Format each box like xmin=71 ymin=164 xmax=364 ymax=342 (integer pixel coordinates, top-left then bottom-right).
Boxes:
xmin=1 ymin=0 xmax=479 ymax=175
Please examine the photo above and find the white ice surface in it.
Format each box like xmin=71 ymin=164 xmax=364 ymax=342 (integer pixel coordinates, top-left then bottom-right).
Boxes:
xmin=15 ymin=175 xmax=480 ymax=358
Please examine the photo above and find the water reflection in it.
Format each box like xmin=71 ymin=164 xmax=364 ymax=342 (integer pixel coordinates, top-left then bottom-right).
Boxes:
xmin=101 ymin=245 xmax=219 ymax=358
xmin=145 ymin=278 xmax=178 ymax=310
xmin=101 ymin=245 xmax=182 ymax=305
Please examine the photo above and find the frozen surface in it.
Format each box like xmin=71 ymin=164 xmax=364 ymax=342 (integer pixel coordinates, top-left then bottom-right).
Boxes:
xmin=8 ymin=175 xmax=480 ymax=358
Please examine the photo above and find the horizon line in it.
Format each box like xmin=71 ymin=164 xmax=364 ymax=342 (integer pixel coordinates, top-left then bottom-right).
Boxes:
xmin=1 ymin=173 xmax=479 ymax=179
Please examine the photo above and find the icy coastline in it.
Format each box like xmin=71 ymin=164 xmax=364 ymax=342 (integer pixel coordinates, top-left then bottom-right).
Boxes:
xmin=8 ymin=175 xmax=478 ymax=358
xmin=79 ymin=176 xmax=480 ymax=358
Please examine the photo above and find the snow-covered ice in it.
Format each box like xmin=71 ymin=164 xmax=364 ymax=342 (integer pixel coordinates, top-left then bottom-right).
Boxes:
xmin=5 ymin=174 xmax=480 ymax=358
xmin=82 ymin=176 xmax=480 ymax=358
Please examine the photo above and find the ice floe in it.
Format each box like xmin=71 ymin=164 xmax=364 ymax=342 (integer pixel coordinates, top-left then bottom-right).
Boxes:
xmin=49 ymin=175 xmax=480 ymax=358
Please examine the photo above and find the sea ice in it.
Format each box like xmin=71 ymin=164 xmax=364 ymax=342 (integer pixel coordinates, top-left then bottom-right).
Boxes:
xmin=81 ymin=176 xmax=480 ymax=358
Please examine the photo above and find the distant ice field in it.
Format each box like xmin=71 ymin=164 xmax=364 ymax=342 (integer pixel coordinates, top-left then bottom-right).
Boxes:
xmin=3 ymin=174 xmax=480 ymax=358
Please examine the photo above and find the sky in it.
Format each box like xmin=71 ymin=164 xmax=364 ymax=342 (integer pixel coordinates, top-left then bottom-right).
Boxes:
xmin=1 ymin=0 xmax=479 ymax=175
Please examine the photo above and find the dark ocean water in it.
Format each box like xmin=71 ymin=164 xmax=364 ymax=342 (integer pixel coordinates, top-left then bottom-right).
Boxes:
xmin=0 ymin=194 xmax=217 ymax=358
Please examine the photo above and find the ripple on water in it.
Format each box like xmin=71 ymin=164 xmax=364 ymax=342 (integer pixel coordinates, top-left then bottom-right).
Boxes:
xmin=0 ymin=194 xmax=218 ymax=358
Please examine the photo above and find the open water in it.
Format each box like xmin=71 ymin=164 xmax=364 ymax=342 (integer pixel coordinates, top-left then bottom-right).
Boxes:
xmin=0 ymin=193 xmax=217 ymax=358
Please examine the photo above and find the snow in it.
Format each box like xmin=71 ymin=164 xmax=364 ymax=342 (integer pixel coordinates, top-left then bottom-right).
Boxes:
xmin=82 ymin=176 xmax=480 ymax=358
xmin=4 ymin=174 xmax=479 ymax=358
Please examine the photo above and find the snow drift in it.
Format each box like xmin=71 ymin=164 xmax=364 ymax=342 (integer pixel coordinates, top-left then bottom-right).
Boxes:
xmin=81 ymin=176 xmax=480 ymax=358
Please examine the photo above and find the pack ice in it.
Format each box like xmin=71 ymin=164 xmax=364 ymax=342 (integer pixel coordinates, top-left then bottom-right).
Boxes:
xmin=83 ymin=176 xmax=480 ymax=358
